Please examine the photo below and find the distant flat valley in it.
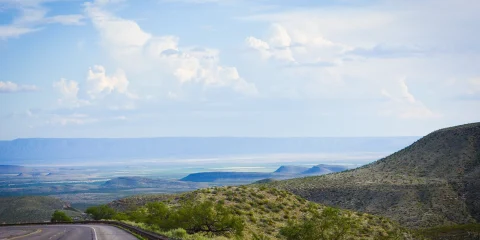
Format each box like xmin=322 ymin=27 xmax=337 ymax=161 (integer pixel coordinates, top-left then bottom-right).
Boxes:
xmin=0 ymin=137 xmax=418 ymax=209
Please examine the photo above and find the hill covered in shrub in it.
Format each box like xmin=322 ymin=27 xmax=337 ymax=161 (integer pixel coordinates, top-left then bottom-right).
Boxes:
xmin=104 ymin=186 xmax=413 ymax=239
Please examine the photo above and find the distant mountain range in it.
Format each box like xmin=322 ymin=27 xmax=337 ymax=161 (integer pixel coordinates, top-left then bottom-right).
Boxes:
xmin=180 ymin=164 xmax=350 ymax=183
xmin=0 ymin=137 xmax=418 ymax=162
xmin=266 ymin=122 xmax=480 ymax=228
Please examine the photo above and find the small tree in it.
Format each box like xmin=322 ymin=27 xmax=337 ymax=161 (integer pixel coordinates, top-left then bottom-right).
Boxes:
xmin=138 ymin=200 xmax=244 ymax=237
xmin=51 ymin=210 xmax=72 ymax=222
xmin=174 ymin=200 xmax=244 ymax=237
xmin=145 ymin=202 xmax=176 ymax=229
xmin=86 ymin=205 xmax=116 ymax=220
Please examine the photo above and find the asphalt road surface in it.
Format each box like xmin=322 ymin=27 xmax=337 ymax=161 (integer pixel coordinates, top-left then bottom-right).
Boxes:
xmin=0 ymin=224 xmax=139 ymax=240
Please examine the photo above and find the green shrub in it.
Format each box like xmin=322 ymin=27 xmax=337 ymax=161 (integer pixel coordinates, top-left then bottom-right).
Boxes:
xmin=113 ymin=212 xmax=129 ymax=221
xmin=132 ymin=200 xmax=245 ymax=237
xmin=169 ymin=228 xmax=188 ymax=238
xmin=51 ymin=210 xmax=72 ymax=222
xmin=85 ymin=205 xmax=116 ymax=220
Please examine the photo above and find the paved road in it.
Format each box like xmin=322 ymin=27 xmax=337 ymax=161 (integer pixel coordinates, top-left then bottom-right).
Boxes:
xmin=0 ymin=224 xmax=138 ymax=240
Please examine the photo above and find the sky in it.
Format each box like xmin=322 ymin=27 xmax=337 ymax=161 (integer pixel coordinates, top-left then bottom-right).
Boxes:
xmin=0 ymin=0 xmax=479 ymax=139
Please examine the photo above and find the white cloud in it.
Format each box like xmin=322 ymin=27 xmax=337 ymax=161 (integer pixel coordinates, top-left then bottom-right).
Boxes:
xmin=0 ymin=0 xmax=85 ymax=39
xmin=0 ymin=26 xmax=39 ymax=39
xmin=246 ymin=22 xmax=348 ymax=66
xmin=241 ymin=0 xmax=480 ymax=120
xmin=53 ymin=65 xmax=135 ymax=107
xmin=161 ymin=0 xmax=229 ymax=3
xmin=246 ymin=36 xmax=269 ymax=50
xmin=53 ymin=78 xmax=79 ymax=100
xmin=0 ymin=81 xmax=38 ymax=93
xmin=52 ymin=78 xmax=88 ymax=107
xmin=399 ymin=78 xmax=416 ymax=104
xmin=45 ymin=14 xmax=84 ymax=25
xmin=84 ymin=0 xmax=257 ymax=98
xmin=268 ymin=24 xmax=291 ymax=47
xmin=244 ymin=21 xmax=351 ymax=99
xmin=380 ymin=78 xmax=439 ymax=119
xmin=85 ymin=2 xmax=151 ymax=48
xmin=381 ymin=78 xmax=416 ymax=104
xmin=89 ymin=0 xmax=126 ymax=6
xmin=86 ymin=65 xmax=130 ymax=99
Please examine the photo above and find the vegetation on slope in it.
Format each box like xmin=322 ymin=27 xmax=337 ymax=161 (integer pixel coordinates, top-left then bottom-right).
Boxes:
xmin=415 ymin=223 xmax=480 ymax=240
xmin=0 ymin=196 xmax=82 ymax=224
xmin=104 ymin=186 xmax=412 ymax=239
xmin=264 ymin=122 xmax=480 ymax=228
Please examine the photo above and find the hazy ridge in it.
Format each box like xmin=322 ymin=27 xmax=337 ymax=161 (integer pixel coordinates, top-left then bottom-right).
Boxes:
xmin=0 ymin=137 xmax=418 ymax=162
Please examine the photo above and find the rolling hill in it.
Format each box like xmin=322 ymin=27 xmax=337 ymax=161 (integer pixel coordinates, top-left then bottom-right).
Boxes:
xmin=265 ymin=122 xmax=480 ymax=228
xmin=274 ymin=165 xmax=309 ymax=174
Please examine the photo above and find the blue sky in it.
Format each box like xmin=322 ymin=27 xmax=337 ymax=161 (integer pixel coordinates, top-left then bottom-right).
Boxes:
xmin=0 ymin=0 xmax=479 ymax=139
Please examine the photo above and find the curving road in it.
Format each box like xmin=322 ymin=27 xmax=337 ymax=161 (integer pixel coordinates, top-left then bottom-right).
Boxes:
xmin=0 ymin=224 xmax=138 ymax=240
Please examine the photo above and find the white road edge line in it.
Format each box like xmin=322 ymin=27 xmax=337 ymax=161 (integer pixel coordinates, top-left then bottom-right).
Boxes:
xmin=90 ymin=227 xmax=97 ymax=240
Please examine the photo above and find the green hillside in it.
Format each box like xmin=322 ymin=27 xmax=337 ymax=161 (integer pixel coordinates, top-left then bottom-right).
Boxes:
xmin=0 ymin=196 xmax=83 ymax=224
xmin=265 ymin=122 xmax=480 ymax=228
xmin=107 ymin=186 xmax=413 ymax=239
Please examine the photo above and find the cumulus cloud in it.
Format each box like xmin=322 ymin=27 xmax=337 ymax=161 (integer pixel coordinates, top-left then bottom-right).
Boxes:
xmin=52 ymin=78 xmax=91 ymax=108
xmin=49 ymin=64 xmax=137 ymax=126
xmin=0 ymin=81 xmax=38 ymax=93
xmin=86 ymin=65 xmax=130 ymax=99
xmin=53 ymin=78 xmax=79 ymax=100
xmin=85 ymin=2 xmax=151 ymax=48
xmin=84 ymin=0 xmax=257 ymax=99
xmin=53 ymin=65 xmax=134 ymax=108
